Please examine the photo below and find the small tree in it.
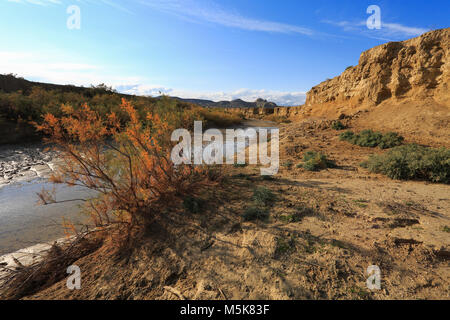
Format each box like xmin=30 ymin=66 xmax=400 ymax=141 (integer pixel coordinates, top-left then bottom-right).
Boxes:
xmin=36 ymin=99 xmax=215 ymax=244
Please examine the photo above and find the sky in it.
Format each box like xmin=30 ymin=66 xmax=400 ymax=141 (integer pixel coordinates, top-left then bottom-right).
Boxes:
xmin=0 ymin=0 xmax=448 ymax=105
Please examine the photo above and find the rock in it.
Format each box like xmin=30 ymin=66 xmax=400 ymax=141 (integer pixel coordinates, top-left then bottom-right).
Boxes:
xmin=305 ymin=28 xmax=449 ymax=109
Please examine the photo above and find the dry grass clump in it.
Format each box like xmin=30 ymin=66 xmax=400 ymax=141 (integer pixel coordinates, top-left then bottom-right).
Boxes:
xmin=0 ymin=231 xmax=103 ymax=300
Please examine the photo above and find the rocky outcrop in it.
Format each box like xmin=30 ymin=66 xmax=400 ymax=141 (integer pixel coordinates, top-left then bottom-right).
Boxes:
xmin=305 ymin=28 xmax=449 ymax=110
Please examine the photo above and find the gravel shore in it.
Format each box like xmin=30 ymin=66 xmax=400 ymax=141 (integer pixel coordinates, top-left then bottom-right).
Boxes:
xmin=0 ymin=143 xmax=59 ymax=188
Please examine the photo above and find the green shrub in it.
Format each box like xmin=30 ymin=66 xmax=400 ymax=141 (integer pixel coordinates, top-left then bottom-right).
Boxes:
xmin=361 ymin=144 xmax=450 ymax=183
xmin=253 ymin=187 xmax=275 ymax=206
xmin=299 ymin=151 xmax=336 ymax=171
xmin=353 ymin=130 xmax=383 ymax=147
xmin=282 ymin=160 xmax=293 ymax=169
xmin=331 ymin=120 xmax=347 ymax=130
xmin=243 ymin=206 xmax=269 ymax=221
xmin=339 ymin=130 xmax=355 ymax=141
xmin=242 ymin=186 xmax=276 ymax=221
xmin=340 ymin=129 xmax=403 ymax=149
xmin=378 ymin=132 xmax=404 ymax=149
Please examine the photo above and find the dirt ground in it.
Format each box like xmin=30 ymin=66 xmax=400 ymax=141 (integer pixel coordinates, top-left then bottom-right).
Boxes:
xmin=17 ymin=116 xmax=449 ymax=300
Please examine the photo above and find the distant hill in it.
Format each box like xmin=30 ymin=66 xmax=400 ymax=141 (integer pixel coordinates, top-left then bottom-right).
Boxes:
xmin=0 ymin=74 xmax=278 ymax=109
xmin=0 ymin=73 xmax=121 ymax=96
xmin=173 ymin=97 xmax=278 ymax=109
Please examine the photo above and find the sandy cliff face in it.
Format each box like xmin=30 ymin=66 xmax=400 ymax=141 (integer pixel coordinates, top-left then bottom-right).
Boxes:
xmin=305 ymin=28 xmax=449 ymax=114
xmin=296 ymin=28 xmax=449 ymax=145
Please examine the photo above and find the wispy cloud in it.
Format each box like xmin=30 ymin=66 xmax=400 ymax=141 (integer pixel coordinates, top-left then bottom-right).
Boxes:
xmin=0 ymin=50 xmax=142 ymax=87
xmin=139 ymin=0 xmax=315 ymax=36
xmin=7 ymin=0 xmax=62 ymax=5
xmin=322 ymin=19 xmax=428 ymax=41
xmin=7 ymin=0 xmax=133 ymax=13
xmin=382 ymin=23 xmax=428 ymax=37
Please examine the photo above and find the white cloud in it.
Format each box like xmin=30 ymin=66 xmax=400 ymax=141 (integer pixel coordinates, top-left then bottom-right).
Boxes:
xmin=0 ymin=50 xmax=305 ymax=106
xmin=118 ymin=84 xmax=306 ymax=106
xmin=382 ymin=23 xmax=428 ymax=37
xmin=322 ymin=20 xmax=428 ymax=40
xmin=0 ymin=51 xmax=143 ymax=86
xmin=139 ymin=0 xmax=314 ymax=36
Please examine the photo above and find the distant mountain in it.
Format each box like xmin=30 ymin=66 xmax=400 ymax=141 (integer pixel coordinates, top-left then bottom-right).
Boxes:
xmin=172 ymin=97 xmax=278 ymax=109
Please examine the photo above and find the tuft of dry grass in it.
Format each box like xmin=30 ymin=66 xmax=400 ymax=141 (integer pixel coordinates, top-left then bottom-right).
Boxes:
xmin=0 ymin=231 xmax=104 ymax=300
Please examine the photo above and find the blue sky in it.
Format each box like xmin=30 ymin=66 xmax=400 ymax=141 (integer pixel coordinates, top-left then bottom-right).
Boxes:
xmin=1 ymin=0 xmax=448 ymax=105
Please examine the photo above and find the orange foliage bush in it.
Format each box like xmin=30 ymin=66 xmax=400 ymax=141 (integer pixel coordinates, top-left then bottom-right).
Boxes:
xmin=36 ymin=99 xmax=217 ymax=243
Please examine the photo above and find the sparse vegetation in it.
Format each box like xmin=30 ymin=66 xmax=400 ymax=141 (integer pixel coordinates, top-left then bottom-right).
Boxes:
xmin=353 ymin=199 xmax=369 ymax=208
xmin=442 ymin=226 xmax=450 ymax=233
xmin=243 ymin=206 xmax=269 ymax=221
xmin=349 ymin=286 xmax=371 ymax=299
xmin=361 ymin=144 xmax=450 ymax=183
xmin=298 ymin=151 xmax=336 ymax=171
xmin=243 ymin=187 xmax=276 ymax=221
xmin=274 ymin=235 xmax=296 ymax=257
xmin=279 ymin=214 xmax=301 ymax=223
xmin=339 ymin=129 xmax=404 ymax=149
xmin=253 ymin=186 xmax=276 ymax=206
xmin=282 ymin=160 xmax=293 ymax=169
xmin=331 ymin=120 xmax=347 ymax=130
xmin=279 ymin=205 xmax=316 ymax=223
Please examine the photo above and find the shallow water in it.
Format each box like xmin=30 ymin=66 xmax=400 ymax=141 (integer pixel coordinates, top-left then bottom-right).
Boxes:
xmin=0 ymin=179 xmax=90 ymax=255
